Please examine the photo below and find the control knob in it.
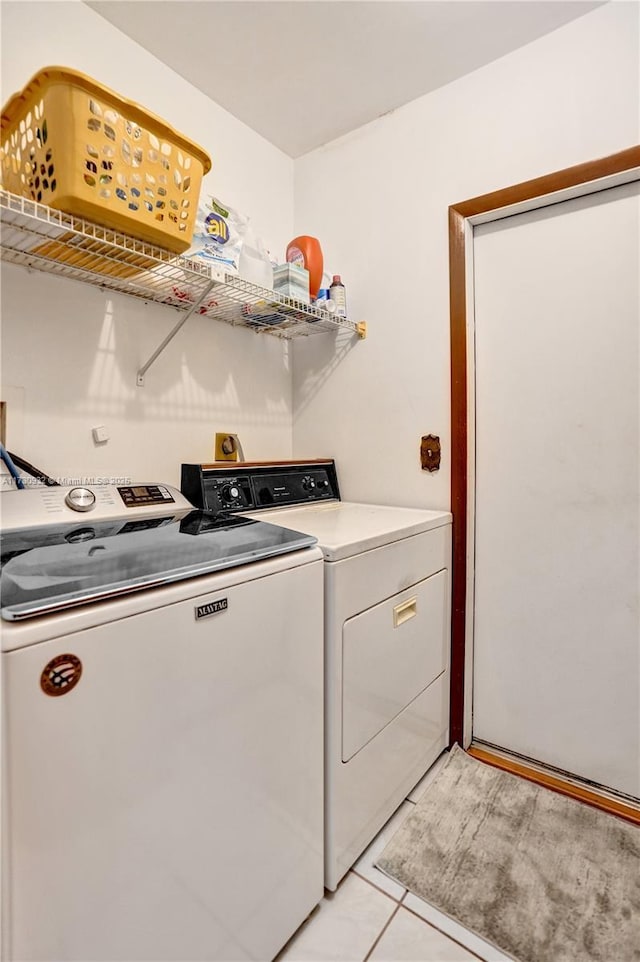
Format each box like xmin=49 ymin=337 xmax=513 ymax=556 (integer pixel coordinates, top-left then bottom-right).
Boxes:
xmin=301 ymin=476 xmax=316 ymax=492
xmin=221 ymin=483 xmax=241 ymax=503
xmin=65 ymin=487 xmax=96 ymax=513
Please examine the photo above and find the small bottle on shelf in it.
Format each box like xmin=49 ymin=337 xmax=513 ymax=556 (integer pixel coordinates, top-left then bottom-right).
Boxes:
xmin=329 ymin=275 xmax=347 ymax=317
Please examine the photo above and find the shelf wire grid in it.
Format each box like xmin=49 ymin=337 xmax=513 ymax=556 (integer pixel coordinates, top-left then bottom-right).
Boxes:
xmin=0 ymin=190 xmax=361 ymax=339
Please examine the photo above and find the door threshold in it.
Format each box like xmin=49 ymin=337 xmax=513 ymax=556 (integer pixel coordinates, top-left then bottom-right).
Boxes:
xmin=468 ymin=742 xmax=640 ymax=826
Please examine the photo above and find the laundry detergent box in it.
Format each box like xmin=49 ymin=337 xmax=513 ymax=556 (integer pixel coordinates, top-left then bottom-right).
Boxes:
xmin=273 ymin=263 xmax=310 ymax=304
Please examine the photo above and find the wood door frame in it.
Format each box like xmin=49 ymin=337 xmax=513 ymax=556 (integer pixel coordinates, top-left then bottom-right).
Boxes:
xmin=448 ymin=145 xmax=640 ymax=747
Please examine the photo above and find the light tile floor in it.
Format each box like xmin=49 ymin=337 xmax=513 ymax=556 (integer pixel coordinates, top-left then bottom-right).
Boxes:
xmin=277 ymin=752 xmax=514 ymax=962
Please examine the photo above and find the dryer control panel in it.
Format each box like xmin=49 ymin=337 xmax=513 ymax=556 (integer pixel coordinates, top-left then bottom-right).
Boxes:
xmin=181 ymin=461 xmax=340 ymax=514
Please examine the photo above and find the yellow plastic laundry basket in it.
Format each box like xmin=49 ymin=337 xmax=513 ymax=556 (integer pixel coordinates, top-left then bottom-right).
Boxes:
xmin=0 ymin=66 xmax=212 ymax=254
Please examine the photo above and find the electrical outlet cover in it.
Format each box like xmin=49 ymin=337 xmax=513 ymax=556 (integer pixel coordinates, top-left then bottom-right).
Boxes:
xmin=214 ymin=433 xmax=239 ymax=461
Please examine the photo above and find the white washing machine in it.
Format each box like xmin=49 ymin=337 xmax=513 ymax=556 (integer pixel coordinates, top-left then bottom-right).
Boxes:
xmin=1 ymin=481 xmax=324 ymax=961
xmin=182 ymin=460 xmax=452 ymax=890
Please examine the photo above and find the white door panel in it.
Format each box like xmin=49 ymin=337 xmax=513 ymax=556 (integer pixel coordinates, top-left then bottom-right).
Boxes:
xmin=472 ymin=181 xmax=640 ymax=798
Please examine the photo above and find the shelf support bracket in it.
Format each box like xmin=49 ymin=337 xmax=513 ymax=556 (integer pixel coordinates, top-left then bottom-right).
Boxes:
xmin=136 ymin=280 xmax=216 ymax=386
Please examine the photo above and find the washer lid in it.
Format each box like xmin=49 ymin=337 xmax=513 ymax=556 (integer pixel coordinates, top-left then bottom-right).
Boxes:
xmin=0 ymin=512 xmax=317 ymax=621
xmin=247 ymin=501 xmax=451 ymax=561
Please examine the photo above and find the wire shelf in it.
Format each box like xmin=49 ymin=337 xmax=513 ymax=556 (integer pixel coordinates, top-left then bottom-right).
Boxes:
xmin=0 ymin=190 xmax=366 ymax=341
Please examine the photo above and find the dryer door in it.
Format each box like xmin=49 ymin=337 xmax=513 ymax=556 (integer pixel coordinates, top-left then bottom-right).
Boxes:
xmin=342 ymin=569 xmax=448 ymax=762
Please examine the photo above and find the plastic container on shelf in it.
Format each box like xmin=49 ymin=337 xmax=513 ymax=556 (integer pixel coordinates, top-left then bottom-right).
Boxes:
xmin=286 ymin=235 xmax=323 ymax=299
xmin=329 ymin=275 xmax=347 ymax=317
xmin=0 ymin=66 xmax=211 ymax=255
xmin=238 ymin=229 xmax=274 ymax=289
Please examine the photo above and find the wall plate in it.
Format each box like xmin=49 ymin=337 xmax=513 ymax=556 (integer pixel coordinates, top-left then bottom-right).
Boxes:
xmin=214 ymin=433 xmax=240 ymax=461
xmin=421 ymin=434 xmax=441 ymax=472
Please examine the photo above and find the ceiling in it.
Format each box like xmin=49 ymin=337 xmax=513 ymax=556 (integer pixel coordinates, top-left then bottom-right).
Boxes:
xmin=88 ymin=1 xmax=603 ymax=157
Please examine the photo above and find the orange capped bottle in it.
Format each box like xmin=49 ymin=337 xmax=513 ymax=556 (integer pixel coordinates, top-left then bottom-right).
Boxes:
xmin=286 ymin=235 xmax=324 ymax=300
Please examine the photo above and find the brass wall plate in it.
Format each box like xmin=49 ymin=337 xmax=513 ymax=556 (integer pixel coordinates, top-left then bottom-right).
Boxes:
xmin=421 ymin=434 xmax=441 ymax=472
xmin=214 ymin=433 xmax=239 ymax=461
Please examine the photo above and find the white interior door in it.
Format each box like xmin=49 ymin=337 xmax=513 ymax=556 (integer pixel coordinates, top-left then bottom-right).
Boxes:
xmin=472 ymin=181 xmax=640 ymax=799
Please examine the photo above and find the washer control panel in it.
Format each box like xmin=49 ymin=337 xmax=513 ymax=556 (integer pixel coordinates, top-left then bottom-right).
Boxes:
xmin=1 ymin=483 xmax=190 ymax=531
xmin=181 ymin=461 xmax=340 ymax=514
xmin=117 ymin=484 xmax=176 ymax=508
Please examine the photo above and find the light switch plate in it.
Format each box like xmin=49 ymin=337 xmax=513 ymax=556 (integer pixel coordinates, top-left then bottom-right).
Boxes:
xmin=92 ymin=425 xmax=109 ymax=444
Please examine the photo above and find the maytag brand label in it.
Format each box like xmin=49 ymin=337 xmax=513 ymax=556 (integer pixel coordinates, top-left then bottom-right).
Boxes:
xmin=40 ymin=653 xmax=83 ymax=697
xmin=195 ymin=598 xmax=228 ymax=620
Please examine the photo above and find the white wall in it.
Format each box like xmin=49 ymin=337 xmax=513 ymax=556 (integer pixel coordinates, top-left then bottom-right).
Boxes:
xmin=2 ymin=2 xmax=638 ymax=495
xmin=292 ymin=2 xmax=640 ymax=508
xmin=0 ymin=0 xmax=294 ymax=487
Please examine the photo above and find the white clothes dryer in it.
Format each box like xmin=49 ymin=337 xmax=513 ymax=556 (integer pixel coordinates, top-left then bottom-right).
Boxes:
xmin=182 ymin=461 xmax=452 ymax=890
xmin=1 ymin=481 xmax=324 ymax=961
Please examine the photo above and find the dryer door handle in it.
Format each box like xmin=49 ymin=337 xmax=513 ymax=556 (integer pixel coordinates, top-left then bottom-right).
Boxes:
xmin=393 ymin=597 xmax=417 ymax=628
